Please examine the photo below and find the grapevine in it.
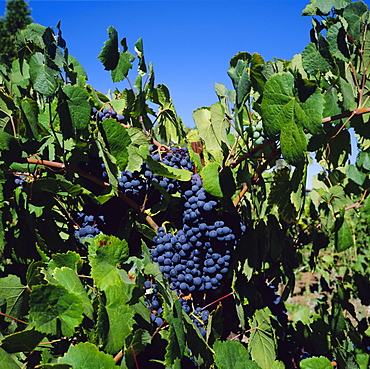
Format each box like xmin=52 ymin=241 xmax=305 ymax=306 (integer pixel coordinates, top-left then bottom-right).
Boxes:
xmin=1 ymin=2 xmax=370 ymax=368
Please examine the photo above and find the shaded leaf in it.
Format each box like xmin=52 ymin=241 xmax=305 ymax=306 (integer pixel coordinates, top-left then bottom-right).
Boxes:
xmin=335 ymin=217 xmax=354 ymax=252
xmin=1 ymin=329 xmax=45 ymax=353
xmin=111 ymin=52 xmax=134 ymax=82
xmin=164 ymin=299 xmax=185 ymax=365
xmin=100 ymin=119 xmax=131 ymax=171
xmin=98 ymin=26 xmax=119 ymax=71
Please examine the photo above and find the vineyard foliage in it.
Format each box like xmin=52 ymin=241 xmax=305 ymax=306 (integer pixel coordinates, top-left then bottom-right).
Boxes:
xmin=1 ymin=1 xmax=370 ymax=368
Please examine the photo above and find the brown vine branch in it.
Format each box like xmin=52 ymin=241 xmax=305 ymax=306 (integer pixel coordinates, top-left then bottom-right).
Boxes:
xmin=0 ymin=312 xmax=29 ymax=325
xmin=229 ymin=136 xmax=278 ymax=168
xmin=321 ymin=107 xmax=370 ymax=123
xmin=17 ymin=158 xmax=159 ymax=231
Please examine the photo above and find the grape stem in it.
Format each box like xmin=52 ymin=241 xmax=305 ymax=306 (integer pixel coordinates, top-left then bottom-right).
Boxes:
xmin=201 ymin=292 xmax=233 ymax=311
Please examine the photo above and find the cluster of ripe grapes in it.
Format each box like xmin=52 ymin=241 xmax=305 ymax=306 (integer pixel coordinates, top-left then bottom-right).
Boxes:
xmin=91 ymin=107 xmax=125 ymax=123
xmin=150 ymin=172 xmax=244 ymax=295
xmin=74 ymin=212 xmax=105 ymax=240
xmin=144 ymin=281 xmax=164 ymax=327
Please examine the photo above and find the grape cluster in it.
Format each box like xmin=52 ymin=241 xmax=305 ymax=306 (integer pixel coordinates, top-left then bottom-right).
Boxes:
xmin=189 ymin=307 xmax=209 ymax=337
xmin=150 ymin=173 xmax=245 ymax=295
xmin=92 ymin=107 xmax=124 ymax=123
xmin=74 ymin=212 xmax=105 ymax=240
xmin=265 ymin=283 xmax=288 ymax=327
xmin=144 ymin=280 xmax=164 ymax=327
xmin=150 ymin=145 xmax=194 ymax=172
xmin=251 ymin=120 xmax=265 ymax=146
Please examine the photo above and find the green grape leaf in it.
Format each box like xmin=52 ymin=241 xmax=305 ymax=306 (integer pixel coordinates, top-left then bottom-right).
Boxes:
xmin=153 ymin=84 xmax=186 ymax=144
xmin=0 ymin=275 xmax=28 ymax=320
xmin=327 ymin=23 xmax=350 ymax=61
xmin=52 ymin=267 xmax=93 ymax=320
xmin=29 ymin=284 xmax=84 ymax=337
xmin=111 ymin=51 xmax=134 ymax=82
xmin=213 ymin=340 xmax=260 ymax=369
xmin=144 ymin=262 xmax=174 ymax=308
xmin=164 ymin=299 xmax=185 ymax=365
xmin=20 ymin=98 xmax=40 ymax=139
xmin=335 ymin=217 xmax=354 ymax=252
xmin=88 ymin=237 xmax=134 ymax=353
xmin=248 ymin=308 xmax=276 ymax=369
xmin=346 ymin=164 xmax=366 ymax=185
xmin=134 ymin=38 xmax=147 ymax=74
xmin=316 ymin=0 xmax=351 ymax=13
xmin=97 ymin=284 xmax=136 ymax=354
xmin=30 ymin=177 xmax=91 ymax=197
xmin=88 ymin=234 xmax=129 ymax=290
xmin=39 ymin=364 xmax=71 ymax=368
xmin=58 ymin=342 xmax=117 ymax=368
xmin=0 ymin=131 xmax=22 ymax=159
xmin=124 ymin=329 xmax=152 ymax=368
xmin=61 ymin=84 xmax=91 ymax=131
xmin=0 ymin=347 xmax=20 ymax=369
xmin=193 ymin=102 xmax=229 ymax=164
xmin=200 ymin=162 xmax=222 ymax=197
xmin=139 ymin=146 xmax=191 ymax=181
xmin=268 ymin=168 xmax=297 ymax=223
xmin=48 ymin=251 xmax=83 ymax=272
xmin=183 ymin=312 xmax=213 ymax=366
xmin=302 ymin=42 xmax=332 ymax=76
xmin=29 ymin=52 xmax=59 ymax=96
xmin=67 ymin=55 xmax=87 ymax=78
xmin=227 ymin=54 xmax=252 ymax=107
xmin=339 ymin=77 xmax=357 ymax=110
xmin=300 ymin=356 xmax=333 ymax=369
xmin=261 ymin=72 xmax=324 ymax=165
xmin=100 ymin=119 xmax=131 ymax=171
xmin=1 ymin=329 xmax=45 ymax=353
xmin=98 ymin=26 xmax=119 ymax=71
xmin=356 ymin=151 xmax=370 ymax=171
xmin=343 ymin=1 xmax=369 ymax=44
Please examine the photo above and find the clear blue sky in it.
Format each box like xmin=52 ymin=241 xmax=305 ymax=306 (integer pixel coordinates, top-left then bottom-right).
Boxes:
xmin=6 ymin=0 xmax=313 ymax=127
xmin=2 ymin=0 xmax=337 ymax=185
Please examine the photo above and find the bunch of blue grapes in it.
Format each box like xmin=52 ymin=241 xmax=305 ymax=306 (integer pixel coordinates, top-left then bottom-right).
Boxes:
xmin=150 ymin=173 xmax=245 ymax=295
xmin=190 ymin=307 xmax=210 ymax=337
xmin=74 ymin=212 xmax=105 ymax=241
xmin=150 ymin=145 xmax=194 ymax=172
xmin=265 ymin=282 xmax=288 ymax=328
xmin=91 ymin=107 xmax=124 ymax=123
xmin=144 ymin=280 xmax=164 ymax=327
